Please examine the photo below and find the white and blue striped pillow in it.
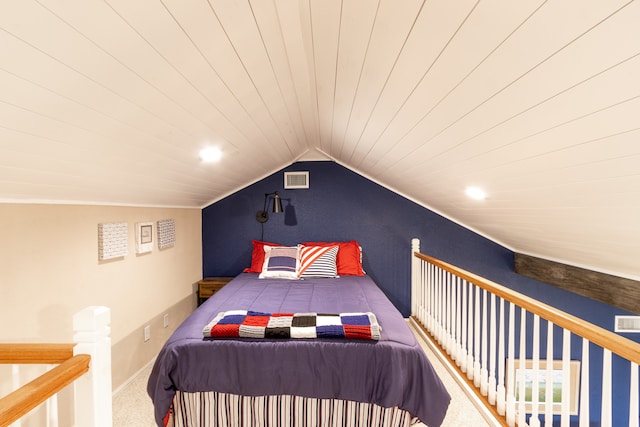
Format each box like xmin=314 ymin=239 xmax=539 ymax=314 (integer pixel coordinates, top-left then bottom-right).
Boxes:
xmin=298 ymin=245 xmax=339 ymax=278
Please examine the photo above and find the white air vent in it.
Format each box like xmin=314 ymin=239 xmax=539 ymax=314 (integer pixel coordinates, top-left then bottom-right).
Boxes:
xmin=615 ymin=316 xmax=640 ymax=333
xmin=284 ymin=171 xmax=309 ymax=189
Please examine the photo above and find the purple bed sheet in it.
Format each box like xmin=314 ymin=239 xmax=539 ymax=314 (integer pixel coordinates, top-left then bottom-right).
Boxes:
xmin=147 ymin=274 xmax=451 ymax=426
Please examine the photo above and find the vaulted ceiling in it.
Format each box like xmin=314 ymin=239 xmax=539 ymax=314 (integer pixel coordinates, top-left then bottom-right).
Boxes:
xmin=1 ymin=1 xmax=638 ymax=280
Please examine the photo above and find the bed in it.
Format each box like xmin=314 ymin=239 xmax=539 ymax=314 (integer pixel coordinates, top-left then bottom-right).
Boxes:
xmin=147 ymin=242 xmax=451 ymax=427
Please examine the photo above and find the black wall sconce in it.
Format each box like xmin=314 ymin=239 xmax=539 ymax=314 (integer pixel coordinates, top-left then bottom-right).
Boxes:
xmin=256 ymin=192 xmax=283 ymax=223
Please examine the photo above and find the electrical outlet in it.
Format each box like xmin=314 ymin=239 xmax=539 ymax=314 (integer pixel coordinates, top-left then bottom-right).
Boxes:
xmin=144 ymin=325 xmax=151 ymax=342
xmin=163 ymin=313 xmax=169 ymax=328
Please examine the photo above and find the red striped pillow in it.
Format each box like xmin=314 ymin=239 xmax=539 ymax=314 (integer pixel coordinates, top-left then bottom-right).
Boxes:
xmin=303 ymin=241 xmax=365 ymax=276
xmin=298 ymin=245 xmax=339 ymax=278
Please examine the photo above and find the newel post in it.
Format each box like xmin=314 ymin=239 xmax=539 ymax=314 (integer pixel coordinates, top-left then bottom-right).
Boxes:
xmin=73 ymin=306 xmax=112 ymax=427
xmin=411 ymin=238 xmax=421 ymax=317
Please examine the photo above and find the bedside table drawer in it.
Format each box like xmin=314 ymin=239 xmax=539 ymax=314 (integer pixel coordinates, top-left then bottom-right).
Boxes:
xmin=198 ymin=277 xmax=233 ymax=305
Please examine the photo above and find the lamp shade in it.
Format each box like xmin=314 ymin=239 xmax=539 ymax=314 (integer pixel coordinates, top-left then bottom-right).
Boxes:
xmin=272 ymin=192 xmax=283 ymax=213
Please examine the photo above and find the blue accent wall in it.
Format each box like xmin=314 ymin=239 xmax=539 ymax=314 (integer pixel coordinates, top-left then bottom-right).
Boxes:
xmin=203 ymin=161 xmax=509 ymax=315
xmin=202 ymin=161 xmax=636 ymax=322
xmin=202 ymin=160 xmax=638 ymax=425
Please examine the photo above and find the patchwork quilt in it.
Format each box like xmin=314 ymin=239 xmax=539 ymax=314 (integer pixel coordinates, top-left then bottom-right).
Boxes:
xmin=203 ymin=310 xmax=381 ymax=340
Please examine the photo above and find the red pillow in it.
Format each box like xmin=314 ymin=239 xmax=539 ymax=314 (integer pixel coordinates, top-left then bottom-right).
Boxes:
xmin=303 ymin=240 xmax=364 ymax=276
xmin=244 ymin=240 xmax=281 ymax=273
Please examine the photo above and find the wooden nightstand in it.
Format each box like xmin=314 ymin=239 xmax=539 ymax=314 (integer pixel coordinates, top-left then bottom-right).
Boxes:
xmin=198 ymin=277 xmax=233 ymax=306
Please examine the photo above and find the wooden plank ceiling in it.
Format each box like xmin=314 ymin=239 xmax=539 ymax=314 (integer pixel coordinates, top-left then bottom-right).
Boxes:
xmin=1 ymin=0 xmax=638 ymax=281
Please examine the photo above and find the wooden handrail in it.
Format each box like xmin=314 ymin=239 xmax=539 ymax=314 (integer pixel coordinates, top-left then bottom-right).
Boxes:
xmin=0 ymin=354 xmax=90 ymax=427
xmin=415 ymin=252 xmax=640 ymax=365
xmin=0 ymin=344 xmax=75 ymax=364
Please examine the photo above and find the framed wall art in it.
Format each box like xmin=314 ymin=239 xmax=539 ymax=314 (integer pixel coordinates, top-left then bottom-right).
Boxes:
xmin=135 ymin=221 xmax=154 ymax=254
xmin=98 ymin=222 xmax=128 ymax=260
xmin=508 ymin=359 xmax=580 ymax=415
xmin=157 ymin=218 xmax=175 ymax=249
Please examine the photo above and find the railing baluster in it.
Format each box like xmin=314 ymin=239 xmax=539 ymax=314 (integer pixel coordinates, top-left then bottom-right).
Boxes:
xmin=601 ymin=349 xmax=612 ymax=427
xmin=422 ymin=261 xmax=427 ymax=324
xmin=432 ymin=266 xmax=438 ymax=341
xmin=579 ymin=338 xmax=590 ymax=427
xmin=444 ymin=271 xmax=452 ymax=355
xmin=480 ymin=289 xmax=489 ymax=396
xmin=467 ymin=280 xmax=474 ymax=381
xmin=630 ymin=362 xmax=639 ymax=427
xmin=497 ymin=297 xmax=506 ymax=416
xmin=415 ymin=260 xmax=420 ymax=322
xmin=424 ymin=262 xmax=430 ymax=330
xmin=488 ymin=292 xmax=497 ymax=405
xmin=455 ymin=276 xmax=463 ymax=367
xmin=473 ymin=286 xmax=481 ymax=387
xmin=443 ymin=269 xmax=448 ymax=349
xmin=517 ymin=308 xmax=527 ymax=427
xmin=561 ymin=329 xmax=571 ymax=427
xmin=436 ymin=267 xmax=443 ymax=345
xmin=440 ymin=268 xmax=444 ymax=343
xmin=506 ymin=302 xmax=516 ymax=426
xmin=529 ymin=315 xmax=541 ymax=427
xmin=451 ymin=273 xmax=457 ymax=360
xmin=461 ymin=278 xmax=468 ymax=374
xmin=436 ymin=265 xmax=441 ymax=339
xmin=544 ymin=321 xmax=554 ymax=427
xmin=421 ymin=261 xmax=427 ymax=326
xmin=46 ymin=386 xmax=58 ymax=427
xmin=429 ymin=263 xmax=435 ymax=336
xmin=448 ymin=273 xmax=455 ymax=359
xmin=11 ymin=365 xmax=22 ymax=427
xmin=453 ymin=275 xmax=457 ymax=356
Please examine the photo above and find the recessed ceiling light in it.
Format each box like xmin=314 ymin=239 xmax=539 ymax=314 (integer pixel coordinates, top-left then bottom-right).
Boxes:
xmin=199 ymin=147 xmax=222 ymax=162
xmin=465 ymin=186 xmax=486 ymax=200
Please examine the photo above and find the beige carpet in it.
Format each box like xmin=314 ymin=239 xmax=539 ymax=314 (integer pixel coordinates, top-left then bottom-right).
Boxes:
xmin=112 ymin=361 xmax=157 ymax=427
xmin=112 ymin=324 xmax=494 ymax=426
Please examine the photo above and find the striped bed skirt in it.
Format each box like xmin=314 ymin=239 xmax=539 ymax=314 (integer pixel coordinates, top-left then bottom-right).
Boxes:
xmin=168 ymin=391 xmax=420 ymax=427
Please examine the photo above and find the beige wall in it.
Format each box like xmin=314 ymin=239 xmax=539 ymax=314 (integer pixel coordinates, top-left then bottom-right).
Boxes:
xmin=0 ymin=203 xmax=202 ymax=394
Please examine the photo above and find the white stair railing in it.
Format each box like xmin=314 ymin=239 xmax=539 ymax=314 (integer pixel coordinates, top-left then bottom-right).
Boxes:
xmin=0 ymin=306 xmax=112 ymax=427
xmin=411 ymin=238 xmax=640 ymax=427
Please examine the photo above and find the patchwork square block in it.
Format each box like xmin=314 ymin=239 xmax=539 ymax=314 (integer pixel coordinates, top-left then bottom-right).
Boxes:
xmin=292 ymin=314 xmax=317 ymax=327
xmin=267 ymin=315 xmax=293 ymax=328
xmin=340 ymin=314 xmax=371 ymax=326
xmin=316 ymin=314 xmax=342 ymax=327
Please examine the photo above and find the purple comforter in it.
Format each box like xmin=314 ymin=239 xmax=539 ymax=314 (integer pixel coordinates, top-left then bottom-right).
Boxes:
xmin=147 ymin=274 xmax=450 ymax=426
